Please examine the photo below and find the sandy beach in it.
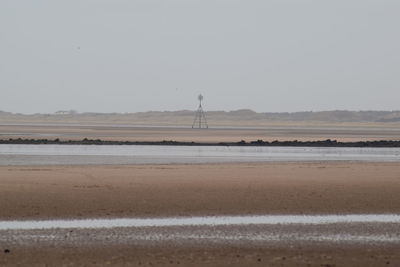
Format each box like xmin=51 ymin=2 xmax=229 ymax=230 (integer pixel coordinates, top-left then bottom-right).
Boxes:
xmin=3 ymin=0 xmax=400 ymax=265
xmin=1 ymin=162 xmax=400 ymax=266
xmin=1 ymin=162 xmax=400 ymax=219
xmin=2 ymin=124 xmax=400 ymax=142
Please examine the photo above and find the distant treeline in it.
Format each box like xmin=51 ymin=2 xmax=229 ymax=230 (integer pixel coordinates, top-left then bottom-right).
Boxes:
xmin=1 ymin=138 xmax=400 ymax=147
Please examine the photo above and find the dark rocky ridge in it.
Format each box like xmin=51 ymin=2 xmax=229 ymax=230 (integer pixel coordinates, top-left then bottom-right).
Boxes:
xmin=1 ymin=138 xmax=400 ymax=147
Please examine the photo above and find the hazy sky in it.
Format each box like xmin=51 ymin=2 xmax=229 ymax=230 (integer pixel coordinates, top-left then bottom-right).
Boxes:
xmin=1 ymin=0 xmax=399 ymax=114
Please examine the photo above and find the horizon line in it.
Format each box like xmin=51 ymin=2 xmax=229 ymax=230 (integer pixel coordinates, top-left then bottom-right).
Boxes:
xmin=2 ymin=109 xmax=400 ymax=116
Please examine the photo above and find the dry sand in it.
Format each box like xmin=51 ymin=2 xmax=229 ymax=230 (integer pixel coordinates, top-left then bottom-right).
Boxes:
xmin=2 ymin=124 xmax=400 ymax=142
xmin=1 ymin=162 xmax=400 ymax=266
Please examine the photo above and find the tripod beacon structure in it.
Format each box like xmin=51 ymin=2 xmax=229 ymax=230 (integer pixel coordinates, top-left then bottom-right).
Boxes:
xmin=192 ymin=94 xmax=208 ymax=129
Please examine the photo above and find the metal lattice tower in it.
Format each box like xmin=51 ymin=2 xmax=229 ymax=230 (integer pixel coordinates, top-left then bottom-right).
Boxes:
xmin=192 ymin=94 xmax=208 ymax=129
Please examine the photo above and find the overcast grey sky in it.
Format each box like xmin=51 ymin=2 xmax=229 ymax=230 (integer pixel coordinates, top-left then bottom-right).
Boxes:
xmin=0 ymin=0 xmax=399 ymax=114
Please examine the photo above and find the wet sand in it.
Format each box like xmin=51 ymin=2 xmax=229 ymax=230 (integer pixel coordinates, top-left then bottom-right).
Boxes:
xmin=1 ymin=162 xmax=400 ymax=219
xmin=1 ymin=162 xmax=400 ymax=266
xmin=2 ymin=225 xmax=400 ymax=266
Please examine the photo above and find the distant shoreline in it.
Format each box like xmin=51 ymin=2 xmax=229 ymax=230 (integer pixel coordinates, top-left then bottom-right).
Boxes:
xmin=1 ymin=138 xmax=400 ymax=147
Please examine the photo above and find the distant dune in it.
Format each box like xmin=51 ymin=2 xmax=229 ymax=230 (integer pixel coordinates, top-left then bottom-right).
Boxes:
xmin=1 ymin=110 xmax=400 ymax=127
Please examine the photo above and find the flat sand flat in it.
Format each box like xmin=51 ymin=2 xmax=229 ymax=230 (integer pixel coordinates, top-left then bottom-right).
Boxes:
xmin=1 ymin=162 xmax=400 ymax=266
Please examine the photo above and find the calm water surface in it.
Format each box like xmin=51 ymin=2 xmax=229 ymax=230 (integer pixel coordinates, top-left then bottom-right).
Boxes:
xmin=0 ymin=144 xmax=400 ymax=165
xmin=1 ymin=214 xmax=400 ymax=230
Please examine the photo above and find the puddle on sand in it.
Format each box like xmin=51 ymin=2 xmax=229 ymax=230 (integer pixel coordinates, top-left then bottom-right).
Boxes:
xmin=1 ymin=214 xmax=400 ymax=230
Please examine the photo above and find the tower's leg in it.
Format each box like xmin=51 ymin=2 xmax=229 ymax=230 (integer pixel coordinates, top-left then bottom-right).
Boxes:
xmin=192 ymin=107 xmax=208 ymax=129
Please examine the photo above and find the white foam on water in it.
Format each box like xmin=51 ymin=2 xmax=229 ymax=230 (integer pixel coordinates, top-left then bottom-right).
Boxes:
xmin=1 ymin=214 xmax=400 ymax=230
